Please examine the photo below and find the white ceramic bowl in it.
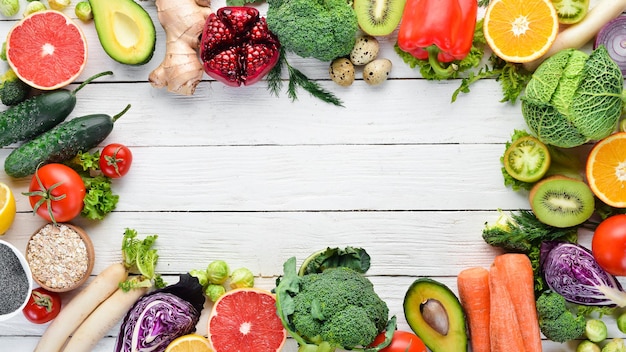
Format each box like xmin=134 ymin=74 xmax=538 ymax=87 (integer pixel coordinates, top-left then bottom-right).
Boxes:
xmin=0 ymin=240 xmax=33 ymax=321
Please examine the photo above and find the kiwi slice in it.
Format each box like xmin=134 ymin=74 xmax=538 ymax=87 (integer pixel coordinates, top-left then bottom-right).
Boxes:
xmin=354 ymin=0 xmax=406 ymax=36
xmin=529 ymin=176 xmax=595 ymax=228
xmin=552 ymin=0 xmax=589 ymax=24
xmin=503 ymin=136 xmax=551 ymax=183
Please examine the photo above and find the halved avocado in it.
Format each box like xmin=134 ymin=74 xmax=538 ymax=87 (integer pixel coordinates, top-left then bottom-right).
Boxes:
xmin=403 ymin=278 xmax=467 ymax=352
xmin=88 ymin=0 xmax=156 ymax=65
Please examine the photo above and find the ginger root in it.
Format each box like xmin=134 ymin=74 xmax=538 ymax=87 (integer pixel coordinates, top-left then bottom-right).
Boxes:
xmin=148 ymin=0 xmax=212 ymax=95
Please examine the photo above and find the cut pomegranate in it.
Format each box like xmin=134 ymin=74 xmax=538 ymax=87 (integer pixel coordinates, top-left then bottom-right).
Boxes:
xmin=200 ymin=7 xmax=281 ymax=87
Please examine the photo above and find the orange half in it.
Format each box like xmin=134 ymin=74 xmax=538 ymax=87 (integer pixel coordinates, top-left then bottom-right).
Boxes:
xmin=586 ymin=132 xmax=626 ymax=208
xmin=483 ymin=0 xmax=559 ymax=63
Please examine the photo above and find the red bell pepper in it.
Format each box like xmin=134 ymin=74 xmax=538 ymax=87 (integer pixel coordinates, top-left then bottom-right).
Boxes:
xmin=397 ymin=0 xmax=477 ymax=76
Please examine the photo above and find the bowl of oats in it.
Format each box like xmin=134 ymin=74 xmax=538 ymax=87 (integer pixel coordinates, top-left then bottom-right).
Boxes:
xmin=26 ymin=223 xmax=95 ymax=292
xmin=0 ymin=240 xmax=33 ymax=321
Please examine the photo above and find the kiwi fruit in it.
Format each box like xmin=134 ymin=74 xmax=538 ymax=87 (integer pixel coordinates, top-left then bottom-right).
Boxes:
xmin=552 ymin=0 xmax=589 ymax=24
xmin=529 ymin=175 xmax=595 ymax=228
xmin=354 ymin=0 xmax=407 ymax=36
xmin=503 ymin=136 xmax=551 ymax=183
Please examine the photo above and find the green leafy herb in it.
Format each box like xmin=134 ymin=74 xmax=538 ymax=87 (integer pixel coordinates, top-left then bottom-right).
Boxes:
xmin=119 ymin=228 xmax=165 ymax=291
xmin=64 ymin=150 xmax=119 ymax=220
xmin=452 ymin=54 xmax=532 ymax=103
xmin=267 ymin=47 xmax=343 ymax=107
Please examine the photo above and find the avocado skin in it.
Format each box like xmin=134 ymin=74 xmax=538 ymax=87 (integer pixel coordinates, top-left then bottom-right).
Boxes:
xmin=88 ymin=0 xmax=156 ymax=65
xmin=403 ymin=278 xmax=468 ymax=352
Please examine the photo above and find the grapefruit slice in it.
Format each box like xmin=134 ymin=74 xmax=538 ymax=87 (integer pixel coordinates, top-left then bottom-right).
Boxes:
xmin=208 ymin=288 xmax=286 ymax=352
xmin=6 ymin=10 xmax=87 ymax=90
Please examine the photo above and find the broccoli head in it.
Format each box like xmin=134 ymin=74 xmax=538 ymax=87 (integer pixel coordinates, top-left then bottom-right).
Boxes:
xmin=275 ymin=256 xmax=396 ymax=352
xmin=265 ymin=0 xmax=358 ymax=62
xmin=0 ymin=69 xmax=29 ymax=106
xmin=536 ymin=291 xmax=586 ymax=343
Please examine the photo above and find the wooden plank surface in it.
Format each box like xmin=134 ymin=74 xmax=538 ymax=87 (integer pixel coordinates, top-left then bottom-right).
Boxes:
xmin=0 ymin=0 xmax=620 ymax=351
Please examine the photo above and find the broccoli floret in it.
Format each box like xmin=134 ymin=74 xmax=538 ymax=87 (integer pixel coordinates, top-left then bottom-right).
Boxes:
xmin=265 ymin=0 xmax=358 ymax=62
xmin=0 ymin=69 xmax=30 ymax=106
xmin=536 ymin=291 xmax=586 ymax=343
xmin=275 ymin=256 xmax=395 ymax=352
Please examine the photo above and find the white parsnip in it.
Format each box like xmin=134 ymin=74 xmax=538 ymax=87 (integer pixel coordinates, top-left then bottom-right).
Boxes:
xmin=61 ymin=286 xmax=150 ymax=352
xmin=523 ymin=0 xmax=626 ymax=71
xmin=34 ymin=263 xmax=128 ymax=352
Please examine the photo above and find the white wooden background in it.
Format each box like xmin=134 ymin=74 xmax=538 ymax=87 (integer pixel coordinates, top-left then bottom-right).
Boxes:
xmin=0 ymin=0 xmax=621 ymax=351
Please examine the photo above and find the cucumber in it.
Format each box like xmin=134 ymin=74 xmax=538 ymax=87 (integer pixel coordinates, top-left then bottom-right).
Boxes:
xmin=0 ymin=71 xmax=113 ymax=147
xmin=4 ymin=104 xmax=131 ymax=178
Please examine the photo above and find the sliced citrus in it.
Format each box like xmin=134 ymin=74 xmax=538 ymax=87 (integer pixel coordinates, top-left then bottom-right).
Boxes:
xmin=6 ymin=10 xmax=87 ymax=90
xmin=0 ymin=183 xmax=16 ymax=235
xmin=208 ymin=288 xmax=287 ymax=352
xmin=586 ymin=132 xmax=626 ymax=208
xmin=483 ymin=0 xmax=559 ymax=63
xmin=165 ymin=334 xmax=213 ymax=352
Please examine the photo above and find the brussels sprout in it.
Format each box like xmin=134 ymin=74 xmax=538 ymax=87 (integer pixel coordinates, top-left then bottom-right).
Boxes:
xmin=189 ymin=269 xmax=209 ymax=288
xmin=586 ymin=319 xmax=608 ymax=343
xmin=207 ymin=260 xmax=230 ymax=285
xmin=48 ymin=0 xmax=70 ymax=11
xmin=0 ymin=0 xmax=19 ymax=17
xmin=229 ymin=267 xmax=254 ymax=289
xmin=603 ymin=338 xmax=626 ymax=352
xmin=578 ymin=340 xmax=601 ymax=352
xmin=618 ymin=312 xmax=626 ymax=334
xmin=23 ymin=1 xmax=45 ymax=17
xmin=205 ymin=284 xmax=226 ymax=302
xmin=620 ymin=119 xmax=626 ymax=133
xmin=75 ymin=1 xmax=92 ymax=22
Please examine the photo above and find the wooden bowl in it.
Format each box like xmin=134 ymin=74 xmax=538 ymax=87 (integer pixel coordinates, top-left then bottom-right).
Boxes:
xmin=26 ymin=223 xmax=95 ymax=293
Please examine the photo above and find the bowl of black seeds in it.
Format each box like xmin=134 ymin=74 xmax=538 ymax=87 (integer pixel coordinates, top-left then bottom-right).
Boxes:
xmin=0 ymin=240 xmax=32 ymax=321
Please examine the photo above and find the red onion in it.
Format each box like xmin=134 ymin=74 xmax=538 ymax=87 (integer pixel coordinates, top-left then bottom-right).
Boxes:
xmin=595 ymin=14 xmax=626 ymax=77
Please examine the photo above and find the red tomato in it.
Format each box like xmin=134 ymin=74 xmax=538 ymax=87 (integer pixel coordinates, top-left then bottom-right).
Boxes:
xmin=99 ymin=143 xmax=133 ymax=178
xmin=592 ymin=214 xmax=626 ymax=276
xmin=370 ymin=330 xmax=428 ymax=352
xmin=26 ymin=163 xmax=85 ymax=223
xmin=22 ymin=287 xmax=61 ymax=324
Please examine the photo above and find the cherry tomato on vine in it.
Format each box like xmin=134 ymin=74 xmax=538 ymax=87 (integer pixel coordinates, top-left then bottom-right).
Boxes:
xmin=592 ymin=214 xmax=626 ymax=276
xmin=22 ymin=287 xmax=61 ymax=324
xmin=370 ymin=330 xmax=427 ymax=352
xmin=24 ymin=163 xmax=85 ymax=223
xmin=99 ymin=143 xmax=132 ymax=178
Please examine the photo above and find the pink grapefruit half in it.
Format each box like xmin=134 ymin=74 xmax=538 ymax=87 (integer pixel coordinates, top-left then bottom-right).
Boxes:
xmin=208 ymin=288 xmax=287 ymax=352
xmin=6 ymin=10 xmax=87 ymax=90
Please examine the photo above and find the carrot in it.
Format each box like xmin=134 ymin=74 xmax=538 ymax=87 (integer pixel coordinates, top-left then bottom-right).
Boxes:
xmin=457 ymin=267 xmax=490 ymax=352
xmin=493 ymin=253 xmax=542 ymax=352
xmin=34 ymin=263 xmax=128 ymax=352
xmin=488 ymin=263 xmax=525 ymax=352
xmin=62 ymin=285 xmax=149 ymax=352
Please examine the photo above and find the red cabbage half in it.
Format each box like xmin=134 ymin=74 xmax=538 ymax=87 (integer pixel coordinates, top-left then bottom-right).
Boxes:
xmin=541 ymin=241 xmax=626 ymax=307
xmin=114 ymin=273 xmax=206 ymax=352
